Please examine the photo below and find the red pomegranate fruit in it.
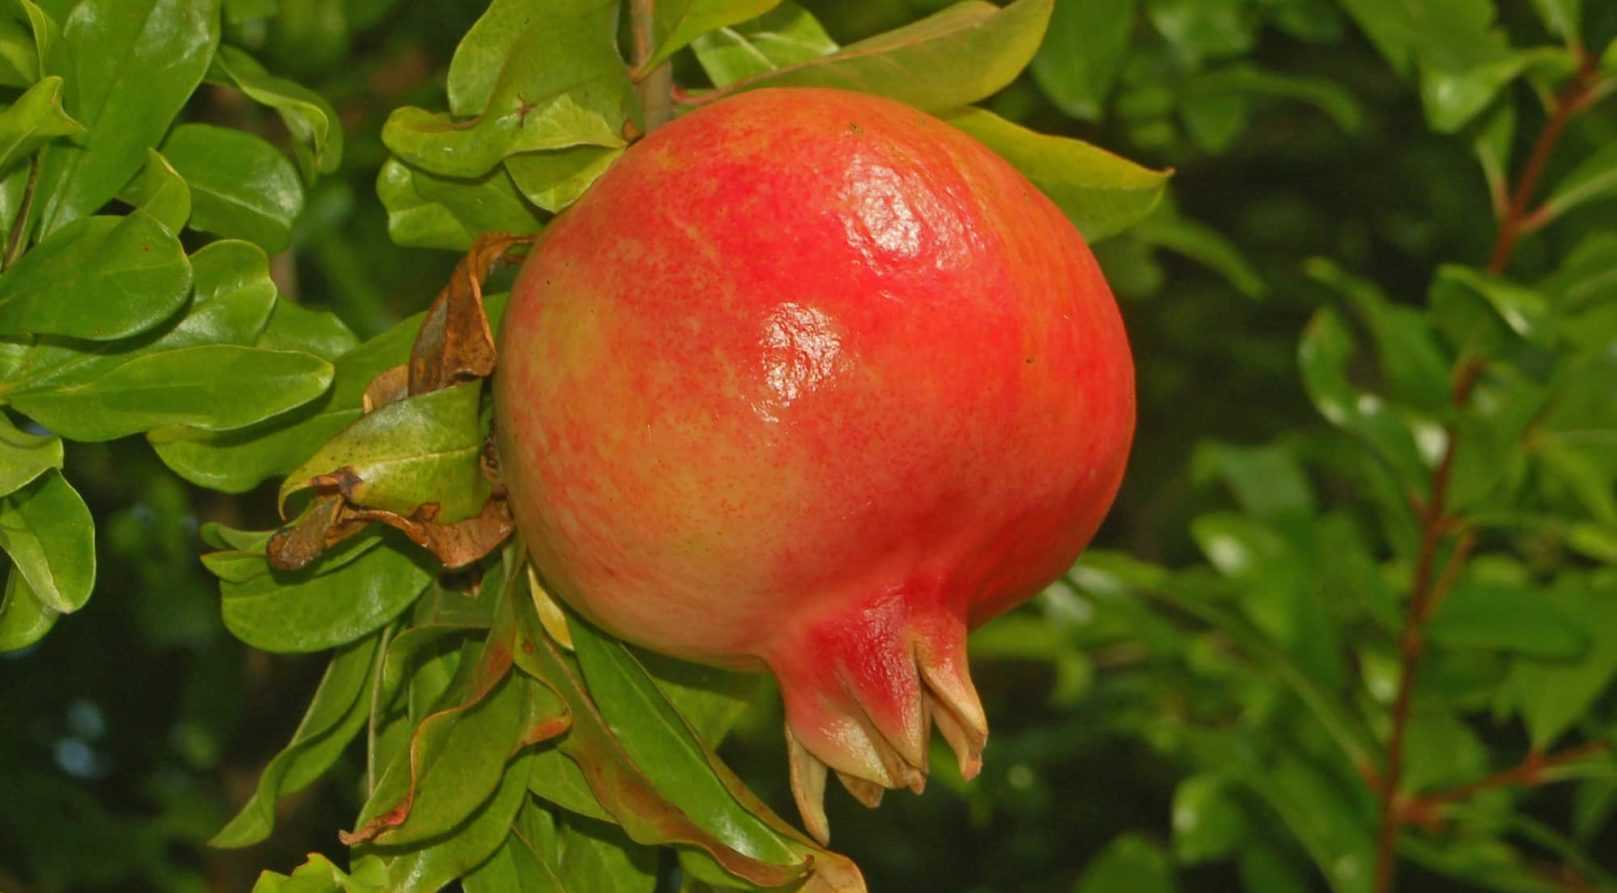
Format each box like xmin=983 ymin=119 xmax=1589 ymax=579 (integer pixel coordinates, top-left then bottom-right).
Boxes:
xmin=495 ymin=87 xmax=1134 ymax=843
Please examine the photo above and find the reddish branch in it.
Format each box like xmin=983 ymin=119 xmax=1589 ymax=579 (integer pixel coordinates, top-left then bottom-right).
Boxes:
xmin=1372 ymin=54 xmax=1611 ymax=893
xmin=1486 ymin=57 xmax=1603 ymax=274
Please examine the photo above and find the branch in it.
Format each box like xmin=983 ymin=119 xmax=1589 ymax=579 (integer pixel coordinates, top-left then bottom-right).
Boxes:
xmin=1486 ymin=58 xmax=1604 ymax=275
xmin=630 ymin=0 xmax=672 ymax=132
xmin=1373 ymin=54 xmax=1610 ymax=891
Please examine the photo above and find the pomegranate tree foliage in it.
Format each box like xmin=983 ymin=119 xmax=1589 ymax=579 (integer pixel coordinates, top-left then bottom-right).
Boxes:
xmin=0 ymin=0 xmax=1616 ymax=891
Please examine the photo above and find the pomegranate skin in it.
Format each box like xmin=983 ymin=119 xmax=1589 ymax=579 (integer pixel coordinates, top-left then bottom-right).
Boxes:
xmin=495 ymin=87 xmax=1133 ymax=840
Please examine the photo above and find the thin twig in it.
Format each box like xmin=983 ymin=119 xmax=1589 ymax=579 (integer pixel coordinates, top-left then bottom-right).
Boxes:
xmin=1416 ymin=742 xmax=1612 ymax=817
xmin=1373 ymin=53 xmax=1608 ymax=891
xmin=3 ymin=155 xmax=40 ymax=272
xmin=630 ymin=0 xmax=672 ymax=132
xmin=1486 ymin=58 xmax=1603 ymax=274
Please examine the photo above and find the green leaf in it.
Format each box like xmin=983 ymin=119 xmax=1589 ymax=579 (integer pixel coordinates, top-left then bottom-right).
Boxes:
xmin=1472 ymin=101 xmax=1514 ymax=215
xmin=378 ymin=158 xmax=543 ymax=252
xmin=14 ymin=0 xmax=56 ymax=78
xmin=1191 ymin=441 xmax=1314 ymax=520
xmin=709 ymin=0 xmax=1053 ymax=112
xmin=1171 ymin=775 xmax=1247 ymax=864
xmin=568 ymin=616 xmax=800 ymax=867
xmin=1538 ymin=140 xmax=1617 ymax=225
xmin=162 ymin=123 xmax=303 ymax=252
xmin=462 ymin=831 xmax=564 ymax=893
xmin=511 ymin=597 xmax=820 ymax=890
xmin=118 ymin=149 xmax=191 ymax=235
xmin=504 ymin=146 xmax=622 ymax=214
xmin=528 ymin=748 xmax=613 ymax=822
xmin=0 ymin=563 xmax=57 ymax=651
xmin=1531 ymin=0 xmax=1581 ymax=43
xmin=648 ymin=0 xmax=781 ymax=70
xmin=1075 ymin=834 xmax=1176 ymax=893
xmin=1308 ymin=258 xmax=1452 ymax=412
xmin=220 ymin=534 xmax=432 ymax=653
xmin=690 ymin=1 xmax=836 ymax=87
xmin=255 ymin=296 xmax=358 ymax=361
xmin=1181 ymin=64 xmax=1363 ymax=144
xmin=211 ymin=632 xmax=383 ymax=848
xmin=377 ymin=750 xmax=537 ymax=893
xmin=11 ymin=345 xmax=332 ymax=441
xmin=1434 ymin=265 xmax=1552 ymax=344
xmin=0 ymin=19 xmax=38 ymax=89
xmin=152 ymin=295 xmax=486 ymax=494
xmin=208 ymin=45 xmax=342 ymax=180
xmin=0 ymin=412 xmax=61 ymax=497
xmin=1147 ymin=0 xmax=1254 ymax=63
xmin=252 ymin=854 xmax=386 ymax=893
xmin=0 ymin=75 xmax=83 ymax=174
xmin=1 ymin=239 xmax=277 ymax=399
xmin=279 ymin=380 xmax=489 ymax=522
xmin=1031 ymin=0 xmax=1134 ymax=120
xmin=382 ymin=0 xmax=631 ymax=179
xmin=1297 ymin=307 xmax=1428 ymax=499
xmin=552 ymin=815 xmax=658 ymax=893
xmin=34 ymin=0 xmax=220 ymax=236
xmin=0 ymin=212 xmax=191 ymax=341
xmin=1506 ymin=584 xmax=1617 ymax=747
xmin=444 ymin=0 xmax=547 ymax=116
xmin=1428 ymin=583 xmax=1586 ymax=657
xmin=1132 ymin=200 xmax=1265 ymax=298
xmin=0 ymin=467 xmax=91 ymax=613
xmin=944 ymin=107 xmax=1167 ymax=242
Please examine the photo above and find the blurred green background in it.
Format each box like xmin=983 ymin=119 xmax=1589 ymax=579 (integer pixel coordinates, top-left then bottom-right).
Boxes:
xmin=4 ymin=1 xmax=1617 ymax=891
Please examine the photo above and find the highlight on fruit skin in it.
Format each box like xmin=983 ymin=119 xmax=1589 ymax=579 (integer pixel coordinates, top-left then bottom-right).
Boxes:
xmin=494 ymin=86 xmax=1135 ymax=844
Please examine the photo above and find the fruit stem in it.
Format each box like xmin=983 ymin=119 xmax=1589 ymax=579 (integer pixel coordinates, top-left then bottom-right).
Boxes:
xmin=629 ymin=0 xmax=672 ymax=132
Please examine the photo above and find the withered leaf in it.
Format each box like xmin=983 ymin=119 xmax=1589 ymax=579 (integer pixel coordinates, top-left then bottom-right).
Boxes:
xmin=408 ymin=232 xmax=532 ymax=395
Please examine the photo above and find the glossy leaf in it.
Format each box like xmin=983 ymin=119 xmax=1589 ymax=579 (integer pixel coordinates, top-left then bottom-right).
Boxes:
xmin=152 ymin=296 xmax=500 ymax=494
xmin=211 ymin=632 xmax=383 ymax=847
xmin=382 ymin=0 xmax=630 ymax=179
xmin=1031 ymin=0 xmax=1134 ymax=120
xmin=1191 ymin=442 xmax=1314 ymax=521
xmin=569 ymin=617 xmax=800 ymax=866
xmin=945 ymin=107 xmax=1167 ymax=241
xmin=0 ymin=566 xmax=57 ymax=651
xmin=0 ymin=18 xmax=38 ymax=87
xmin=2 ymin=239 xmax=276 ymax=398
xmin=0 ymin=212 xmax=191 ymax=341
xmin=691 ymin=1 xmax=836 ymax=87
xmin=11 ymin=345 xmax=332 ymax=442
xmin=1132 ymin=201 xmax=1265 ymax=298
xmin=34 ymin=0 xmax=220 ymax=235
xmin=220 ymin=534 xmax=432 ymax=652
xmin=444 ymin=0 xmax=547 ymax=116
xmin=1434 ymin=265 xmax=1551 ymax=343
xmin=0 ymin=412 xmax=61 ymax=497
xmin=707 ymin=0 xmax=1052 ymax=111
xmin=279 ymin=380 xmax=488 ymax=523
xmin=0 ymin=75 xmax=83 ymax=174
xmin=647 ymin=0 xmax=781 ymax=70
xmin=551 ymin=814 xmax=658 ymax=893
xmin=118 ymin=149 xmax=191 ymax=235
xmin=528 ymin=747 xmax=613 ymax=822
xmin=504 ymin=147 xmax=622 ymax=214
xmin=208 ymin=44 xmax=343 ymax=179
xmin=162 ymin=123 xmax=303 ymax=252
xmin=378 ymin=159 xmax=543 ymax=251
xmin=376 ymin=750 xmax=537 ymax=893
xmin=509 ymin=599 xmax=825 ymax=890
xmin=0 ymin=468 xmax=92 ymax=613
xmin=250 ymin=854 xmax=386 ymax=893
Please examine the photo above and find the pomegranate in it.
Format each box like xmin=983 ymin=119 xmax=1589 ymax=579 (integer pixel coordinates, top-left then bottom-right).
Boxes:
xmin=495 ymin=87 xmax=1134 ymax=842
